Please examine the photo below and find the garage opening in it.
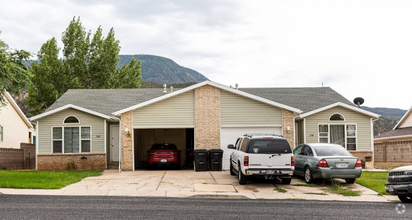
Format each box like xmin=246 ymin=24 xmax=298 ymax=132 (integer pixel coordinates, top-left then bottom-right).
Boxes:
xmin=134 ymin=128 xmax=194 ymax=170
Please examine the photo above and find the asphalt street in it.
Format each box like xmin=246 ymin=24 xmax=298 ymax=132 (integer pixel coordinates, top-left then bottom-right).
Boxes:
xmin=0 ymin=195 xmax=410 ymax=219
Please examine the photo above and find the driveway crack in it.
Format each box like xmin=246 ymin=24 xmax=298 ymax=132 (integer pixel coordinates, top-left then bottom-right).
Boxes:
xmin=156 ymin=171 xmax=166 ymax=191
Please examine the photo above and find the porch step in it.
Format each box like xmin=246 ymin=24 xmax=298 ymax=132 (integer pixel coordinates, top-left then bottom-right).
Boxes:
xmin=107 ymin=161 xmax=119 ymax=169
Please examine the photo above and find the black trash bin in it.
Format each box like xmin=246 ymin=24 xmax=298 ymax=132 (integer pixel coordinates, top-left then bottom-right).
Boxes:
xmin=209 ymin=149 xmax=223 ymax=171
xmin=194 ymin=149 xmax=208 ymax=172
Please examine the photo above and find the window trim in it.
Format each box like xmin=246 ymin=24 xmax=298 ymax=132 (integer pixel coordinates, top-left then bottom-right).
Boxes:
xmin=317 ymin=123 xmax=357 ymax=150
xmin=51 ymin=125 xmax=93 ymax=154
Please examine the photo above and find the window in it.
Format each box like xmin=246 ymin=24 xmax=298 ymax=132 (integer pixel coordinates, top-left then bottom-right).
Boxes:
xmin=240 ymin=138 xmax=249 ymax=152
xmin=52 ymin=126 xmax=91 ymax=153
xmin=318 ymin=124 xmax=356 ymax=150
xmin=53 ymin=127 xmax=62 ymax=153
xmin=0 ymin=125 xmax=3 ymax=142
xmin=330 ymin=114 xmax=344 ymax=121
xmin=64 ymin=116 xmax=79 ymax=123
xmin=319 ymin=125 xmax=328 ymax=143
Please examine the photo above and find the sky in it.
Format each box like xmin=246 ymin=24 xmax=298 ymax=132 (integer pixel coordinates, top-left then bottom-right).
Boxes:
xmin=1 ymin=0 xmax=411 ymax=110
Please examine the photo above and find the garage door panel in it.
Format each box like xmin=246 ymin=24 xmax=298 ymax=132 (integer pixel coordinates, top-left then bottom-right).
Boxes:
xmin=220 ymin=127 xmax=282 ymax=170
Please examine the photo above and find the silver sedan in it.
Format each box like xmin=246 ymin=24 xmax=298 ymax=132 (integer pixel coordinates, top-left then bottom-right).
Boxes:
xmin=293 ymin=143 xmax=362 ymax=184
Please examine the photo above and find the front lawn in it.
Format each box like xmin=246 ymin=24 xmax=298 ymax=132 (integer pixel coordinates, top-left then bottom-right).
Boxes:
xmin=0 ymin=169 xmax=103 ymax=189
xmin=356 ymin=171 xmax=388 ymax=195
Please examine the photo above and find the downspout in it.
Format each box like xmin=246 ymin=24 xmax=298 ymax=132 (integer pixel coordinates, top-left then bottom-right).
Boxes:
xmin=118 ymin=118 xmax=122 ymax=173
xmin=35 ymin=121 xmax=39 ymax=170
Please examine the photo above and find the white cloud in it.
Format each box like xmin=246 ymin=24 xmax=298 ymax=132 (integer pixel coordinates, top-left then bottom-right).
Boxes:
xmin=0 ymin=0 xmax=411 ymax=109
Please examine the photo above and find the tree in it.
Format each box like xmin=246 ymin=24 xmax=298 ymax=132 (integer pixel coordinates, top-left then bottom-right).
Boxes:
xmin=27 ymin=17 xmax=142 ymax=114
xmin=0 ymin=32 xmax=31 ymax=105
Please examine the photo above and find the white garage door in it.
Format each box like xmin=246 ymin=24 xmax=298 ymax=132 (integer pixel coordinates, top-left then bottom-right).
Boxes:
xmin=220 ymin=127 xmax=282 ymax=170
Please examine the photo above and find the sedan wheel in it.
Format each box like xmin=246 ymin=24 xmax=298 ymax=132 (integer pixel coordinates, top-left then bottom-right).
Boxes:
xmin=399 ymin=195 xmax=412 ymax=203
xmin=304 ymin=167 xmax=313 ymax=184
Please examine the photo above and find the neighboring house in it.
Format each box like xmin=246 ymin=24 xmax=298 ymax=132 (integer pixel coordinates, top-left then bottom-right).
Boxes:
xmin=374 ymin=106 xmax=412 ymax=167
xmin=29 ymin=81 xmax=379 ymax=171
xmin=0 ymin=91 xmax=34 ymax=148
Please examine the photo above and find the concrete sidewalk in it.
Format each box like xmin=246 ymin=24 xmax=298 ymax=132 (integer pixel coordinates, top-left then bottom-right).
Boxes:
xmin=0 ymin=170 xmax=398 ymax=202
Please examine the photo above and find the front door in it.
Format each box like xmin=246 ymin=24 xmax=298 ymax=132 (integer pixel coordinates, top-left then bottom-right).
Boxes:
xmin=110 ymin=126 xmax=119 ymax=161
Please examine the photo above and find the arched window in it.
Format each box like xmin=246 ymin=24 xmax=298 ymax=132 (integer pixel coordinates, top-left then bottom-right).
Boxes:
xmin=330 ymin=114 xmax=344 ymax=121
xmin=64 ymin=116 xmax=79 ymax=123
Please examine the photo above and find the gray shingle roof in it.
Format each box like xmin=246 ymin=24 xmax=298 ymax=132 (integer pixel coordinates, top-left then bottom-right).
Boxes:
xmin=47 ymin=89 xmax=170 ymax=116
xmin=46 ymin=86 xmax=354 ymax=117
xmin=375 ymin=127 xmax=412 ymax=139
xmin=239 ymin=87 xmax=354 ymax=113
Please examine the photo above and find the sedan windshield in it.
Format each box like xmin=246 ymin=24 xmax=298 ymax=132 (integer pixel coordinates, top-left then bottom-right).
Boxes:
xmin=313 ymin=145 xmax=352 ymax=156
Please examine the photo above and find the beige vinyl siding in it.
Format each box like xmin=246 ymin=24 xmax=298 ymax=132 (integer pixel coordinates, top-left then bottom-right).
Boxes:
xmin=37 ymin=109 xmax=105 ymax=154
xmin=220 ymin=90 xmax=282 ymax=127
xmin=304 ymin=106 xmax=372 ymax=151
xmin=132 ymin=91 xmax=195 ymax=128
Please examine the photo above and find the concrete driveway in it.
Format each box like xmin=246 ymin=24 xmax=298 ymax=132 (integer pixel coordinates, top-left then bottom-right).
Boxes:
xmin=0 ymin=169 xmax=398 ymax=202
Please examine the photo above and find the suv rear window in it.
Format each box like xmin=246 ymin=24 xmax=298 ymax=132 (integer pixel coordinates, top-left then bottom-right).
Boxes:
xmin=247 ymin=139 xmax=292 ymax=154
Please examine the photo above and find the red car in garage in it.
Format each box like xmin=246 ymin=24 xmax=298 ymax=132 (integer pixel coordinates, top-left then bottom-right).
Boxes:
xmin=147 ymin=143 xmax=181 ymax=170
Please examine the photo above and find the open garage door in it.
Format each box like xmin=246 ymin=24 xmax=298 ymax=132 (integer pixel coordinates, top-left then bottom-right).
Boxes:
xmin=220 ymin=127 xmax=282 ymax=170
xmin=134 ymin=128 xmax=194 ymax=170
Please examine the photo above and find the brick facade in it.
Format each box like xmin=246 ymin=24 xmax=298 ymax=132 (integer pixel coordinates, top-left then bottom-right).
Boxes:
xmin=282 ymin=110 xmax=295 ymax=149
xmin=121 ymin=111 xmax=133 ymax=171
xmin=37 ymin=153 xmax=105 ymax=170
xmin=194 ymin=85 xmax=221 ymax=150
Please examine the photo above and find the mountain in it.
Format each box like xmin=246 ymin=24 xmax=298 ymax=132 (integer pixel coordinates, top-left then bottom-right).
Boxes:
xmin=361 ymin=106 xmax=407 ymax=120
xmin=118 ymin=55 xmax=208 ymax=84
xmin=362 ymin=106 xmax=408 ymax=136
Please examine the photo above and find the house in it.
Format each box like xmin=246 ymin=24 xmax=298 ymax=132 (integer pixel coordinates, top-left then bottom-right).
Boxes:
xmin=0 ymin=91 xmax=34 ymax=148
xmin=374 ymin=106 xmax=412 ymax=167
xmin=29 ymin=81 xmax=379 ymax=171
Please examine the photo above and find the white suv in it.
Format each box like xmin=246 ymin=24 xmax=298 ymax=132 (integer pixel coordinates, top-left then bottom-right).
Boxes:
xmin=227 ymin=134 xmax=295 ymax=185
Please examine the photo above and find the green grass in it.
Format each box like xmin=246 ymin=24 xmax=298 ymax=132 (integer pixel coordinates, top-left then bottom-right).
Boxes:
xmin=355 ymin=171 xmax=388 ymax=195
xmin=330 ymin=183 xmax=361 ymax=196
xmin=274 ymin=186 xmax=287 ymax=193
xmin=0 ymin=169 xmax=103 ymax=189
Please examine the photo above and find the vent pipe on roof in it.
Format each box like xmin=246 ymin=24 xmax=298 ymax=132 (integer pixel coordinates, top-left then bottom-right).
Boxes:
xmin=235 ymin=83 xmax=239 ymax=90
xmin=163 ymin=84 xmax=167 ymax=94
xmin=170 ymin=86 xmax=174 ymax=92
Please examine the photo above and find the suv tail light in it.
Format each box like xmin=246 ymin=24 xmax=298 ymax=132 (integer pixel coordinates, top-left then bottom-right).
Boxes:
xmin=291 ymin=156 xmax=295 ymax=166
xmin=244 ymin=156 xmax=249 ymax=166
xmin=316 ymin=159 xmax=329 ymax=167
xmin=355 ymin=158 xmax=362 ymax=167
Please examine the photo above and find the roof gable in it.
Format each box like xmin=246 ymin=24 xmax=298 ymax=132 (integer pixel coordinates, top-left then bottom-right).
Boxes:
xmin=394 ymin=105 xmax=412 ymax=129
xmin=3 ymin=91 xmax=33 ymax=128
xmin=298 ymin=102 xmax=380 ymax=119
xmin=112 ymin=81 xmax=302 ymax=115
xmin=30 ymin=104 xmax=115 ymax=121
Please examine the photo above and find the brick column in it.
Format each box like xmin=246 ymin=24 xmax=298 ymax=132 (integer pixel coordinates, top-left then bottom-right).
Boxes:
xmin=194 ymin=85 xmax=221 ymax=150
xmin=121 ymin=111 xmax=133 ymax=171
xmin=283 ymin=109 xmax=295 ymax=149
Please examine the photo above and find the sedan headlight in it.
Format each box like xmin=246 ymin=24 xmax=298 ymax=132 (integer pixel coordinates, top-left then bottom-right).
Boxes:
xmin=404 ymin=171 xmax=412 ymax=175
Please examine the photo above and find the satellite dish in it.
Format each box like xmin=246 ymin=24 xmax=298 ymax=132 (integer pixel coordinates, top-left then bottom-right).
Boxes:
xmin=353 ymin=97 xmax=364 ymax=107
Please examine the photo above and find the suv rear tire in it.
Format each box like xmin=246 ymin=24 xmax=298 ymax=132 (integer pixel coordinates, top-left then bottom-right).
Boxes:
xmin=282 ymin=178 xmax=292 ymax=185
xmin=238 ymin=164 xmax=247 ymax=185
xmin=230 ymin=160 xmax=236 ymax=176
